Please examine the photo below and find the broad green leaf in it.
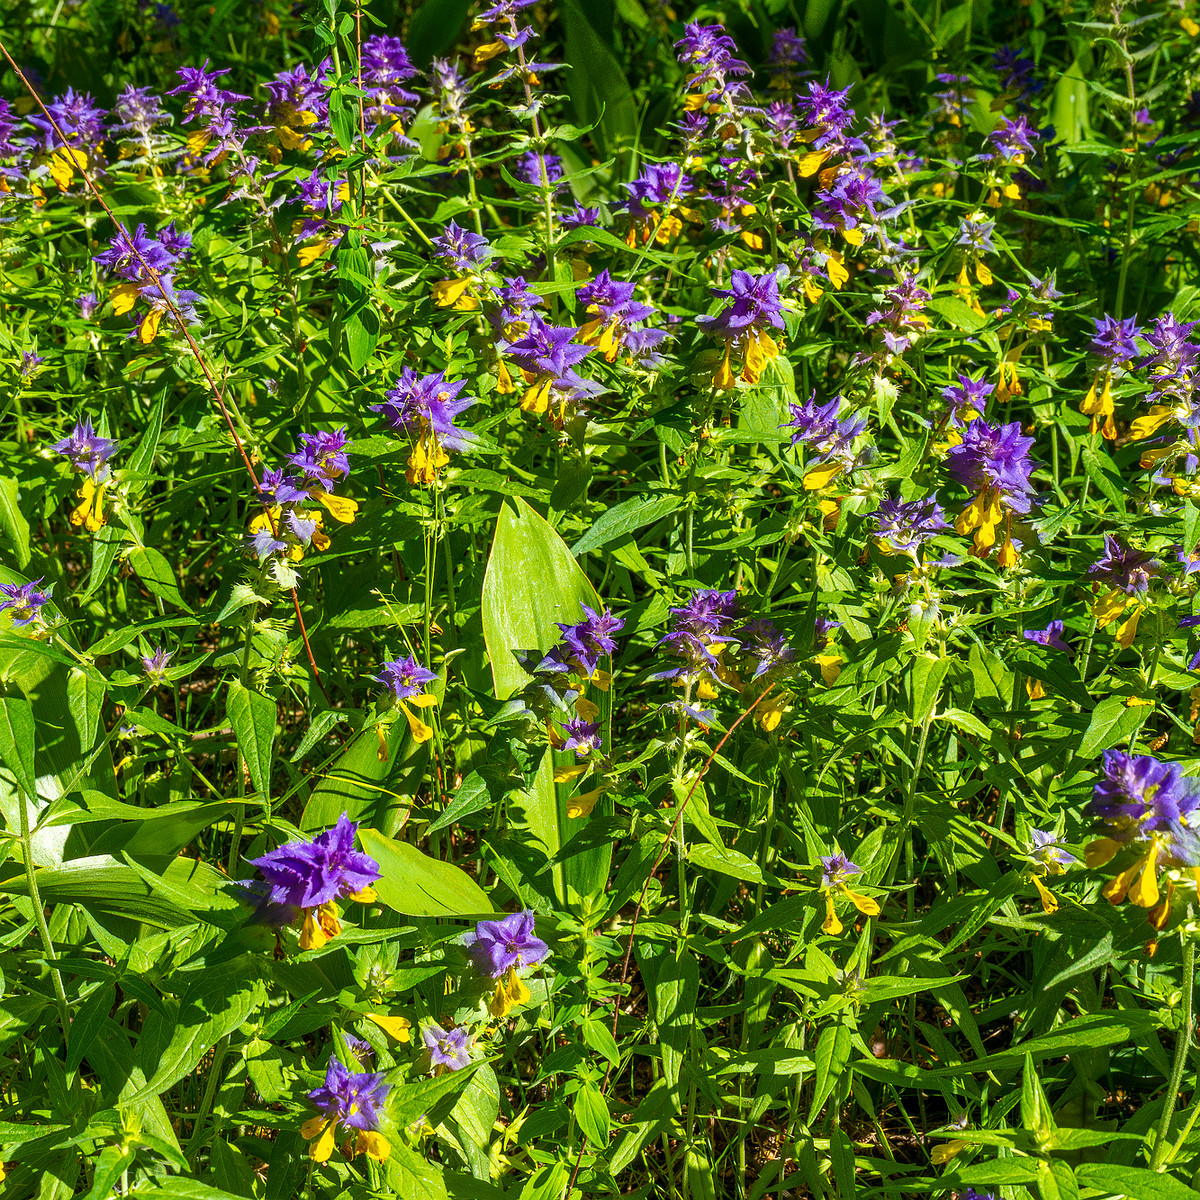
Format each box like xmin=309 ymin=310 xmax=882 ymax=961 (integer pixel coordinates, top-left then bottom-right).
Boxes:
xmin=481 ymin=498 xmax=599 ymax=700
xmin=808 ymin=1022 xmax=852 ymax=1122
xmin=0 ymin=476 xmax=30 ymax=569
xmin=574 ymin=1079 xmax=610 ymax=1145
xmin=131 ymin=955 xmax=266 ymax=1101
xmin=688 ymin=842 xmax=764 ymax=883
xmin=1079 ymin=693 xmax=1145 ymax=759
xmin=128 ymin=546 xmax=191 ymax=612
xmin=0 ymin=694 xmax=36 ymax=800
xmin=571 ymin=493 xmax=680 ymax=556
xmin=359 ymin=826 xmax=493 ymax=917
xmin=226 ymin=681 xmax=275 ymax=800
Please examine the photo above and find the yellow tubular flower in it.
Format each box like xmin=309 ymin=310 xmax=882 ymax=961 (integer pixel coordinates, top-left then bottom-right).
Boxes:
xmin=398 ymin=693 xmax=437 ymax=743
xmin=365 ymin=1013 xmax=412 ymax=1042
xmin=1080 ymin=374 xmax=1117 ymax=439
xmin=1031 ymin=874 xmax=1058 ymax=914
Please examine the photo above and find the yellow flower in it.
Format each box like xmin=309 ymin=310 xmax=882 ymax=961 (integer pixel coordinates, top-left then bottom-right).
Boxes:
xmin=365 ymin=1013 xmax=412 ymax=1042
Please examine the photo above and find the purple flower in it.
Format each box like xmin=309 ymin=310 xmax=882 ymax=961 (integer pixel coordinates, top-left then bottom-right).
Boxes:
xmin=795 ymin=79 xmax=858 ymax=151
xmin=1087 ymin=535 xmax=1160 ymax=595
xmin=562 ymin=718 xmax=602 ymax=758
xmin=502 ymin=316 xmax=603 ymax=420
xmin=20 ymin=351 xmax=44 ymax=380
xmin=78 ymin=293 xmax=100 ymax=320
xmin=1091 ymin=315 xmax=1142 ymax=366
xmin=785 ymin=392 xmax=867 ymax=480
xmin=540 ymin=605 xmax=624 ymax=679
xmin=1024 ymin=621 xmax=1071 ymax=652
xmin=464 ymin=909 xmax=548 ymax=977
xmin=28 ymin=88 xmax=106 ymax=151
xmin=287 ymin=428 xmax=351 ymax=489
xmin=516 ymin=151 xmax=563 ymax=190
xmin=1091 ymin=751 xmax=1199 ymax=833
xmin=623 ymin=163 xmax=689 ymax=221
xmin=736 ymin=618 xmax=796 ymax=680
xmin=560 ymin=204 xmax=600 ymax=231
xmin=1028 ymin=830 xmax=1076 ymax=869
xmin=872 ymin=495 xmax=949 ymax=556
xmin=988 ymin=115 xmax=1041 ymax=160
xmin=432 ymin=221 xmax=490 ymax=273
xmin=767 ymin=27 xmax=807 ymax=81
xmin=993 ymin=46 xmax=1041 ymax=99
xmin=112 ymin=85 xmax=170 ymax=137
xmin=250 ymin=814 xmax=380 ymax=911
xmin=421 ymin=1022 xmax=472 ymax=1071
xmin=303 ymin=1057 xmax=390 ymax=1162
xmin=0 ymin=579 xmax=52 ymax=627
xmin=697 ymin=269 xmax=788 ymax=386
xmin=308 ymin=1058 xmax=388 ymax=1133
xmin=375 ymin=655 xmax=437 ymax=700
xmin=372 ymin=369 xmax=479 ymax=454
xmin=819 ymin=853 xmax=861 ymax=889
xmin=942 ymin=374 xmax=990 ymax=427
xmin=576 ymin=270 xmax=659 ymax=362
xmin=946 ymin=420 xmax=1037 ymax=513
xmin=141 ymin=647 xmax=173 ymax=679
xmin=52 ymin=419 xmax=120 ymax=480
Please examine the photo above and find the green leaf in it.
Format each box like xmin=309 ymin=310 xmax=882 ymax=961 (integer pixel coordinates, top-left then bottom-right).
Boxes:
xmin=559 ymin=0 xmax=638 ymax=164
xmin=688 ymin=842 xmax=764 ymax=883
xmin=574 ymin=1079 xmax=610 ymax=1145
xmin=66 ymin=667 xmax=105 ymax=758
xmin=571 ymin=494 xmax=680 ymax=556
xmin=481 ymin=498 xmax=599 ymax=700
xmin=0 ymin=695 xmax=37 ymax=800
xmin=67 ymin=982 xmax=116 ymax=1072
xmin=128 ymin=546 xmax=191 ymax=612
xmin=131 ymin=956 xmax=266 ymax=1101
xmin=1074 ymin=1165 xmax=1197 ymax=1199
xmin=808 ymin=1023 xmax=852 ymax=1121
xmin=0 ymin=477 xmax=31 ymax=569
xmin=359 ymin=826 xmax=493 ymax=917
xmin=1079 ymin=693 xmax=1144 ymax=759
xmin=226 ymin=681 xmax=275 ymax=800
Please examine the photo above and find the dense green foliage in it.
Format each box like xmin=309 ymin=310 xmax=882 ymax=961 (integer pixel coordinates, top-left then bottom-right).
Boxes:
xmin=2 ymin=0 xmax=1200 ymax=1198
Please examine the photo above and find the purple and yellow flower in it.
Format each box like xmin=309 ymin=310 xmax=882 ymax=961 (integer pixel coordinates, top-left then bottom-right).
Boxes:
xmin=431 ymin=221 xmax=491 ymax=309
xmin=372 ymin=368 xmax=479 ymax=485
xmin=249 ymin=814 xmax=380 ymax=951
xmin=248 ymin=430 xmax=357 ymax=577
xmin=945 ymin=420 xmax=1037 ymax=564
xmin=375 ymin=655 xmax=438 ymax=743
xmin=1087 ymin=535 xmax=1161 ymax=646
xmin=785 ymin=392 xmax=868 ymax=490
xmin=421 ymin=1022 xmax=473 ymax=1072
xmin=1081 ymin=315 xmax=1142 ymax=440
xmin=52 ymin=419 xmax=121 ymax=533
xmin=818 ymin=853 xmax=880 ymax=934
xmin=500 ymin=316 xmax=603 ymax=424
xmin=301 ymin=1057 xmax=390 ymax=1163
xmin=1086 ymin=751 xmax=1200 ymax=928
xmin=1025 ymin=829 xmax=1077 ymax=913
xmin=697 ymin=269 xmax=787 ymax=388
xmin=872 ymin=495 xmax=949 ymax=557
xmin=0 ymin=579 xmax=52 ymax=628
xmin=29 ymin=88 xmax=106 ymax=190
xmin=576 ymin=270 xmax=663 ymax=364
xmin=464 ymin=909 xmax=548 ymax=1016
xmin=94 ymin=221 xmax=201 ymax=343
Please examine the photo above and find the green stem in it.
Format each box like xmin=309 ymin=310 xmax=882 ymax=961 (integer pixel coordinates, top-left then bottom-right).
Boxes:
xmin=18 ymin=794 xmax=71 ymax=1036
xmin=1150 ymin=934 xmax=1195 ymax=1170
xmin=185 ymin=1034 xmax=230 ymax=1165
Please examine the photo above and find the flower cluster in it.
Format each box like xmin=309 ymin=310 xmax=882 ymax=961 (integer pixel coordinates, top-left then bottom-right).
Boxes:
xmin=250 ymin=429 xmax=358 ymax=587
xmin=250 ymin=814 xmax=381 ymax=951
xmin=52 ymin=419 xmax=121 ymax=533
xmin=1087 ymin=752 xmax=1200 ymax=929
